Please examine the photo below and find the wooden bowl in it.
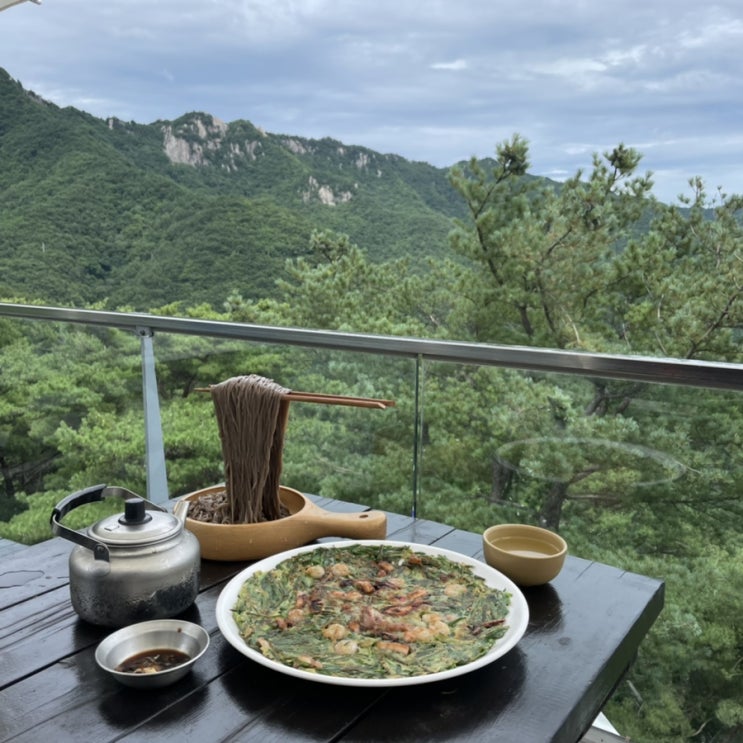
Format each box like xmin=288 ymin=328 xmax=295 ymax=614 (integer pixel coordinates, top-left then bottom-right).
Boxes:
xmin=482 ymin=524 xmax=567 ymax=586
xmin=183 ymin=485 xmax=387 ymax=561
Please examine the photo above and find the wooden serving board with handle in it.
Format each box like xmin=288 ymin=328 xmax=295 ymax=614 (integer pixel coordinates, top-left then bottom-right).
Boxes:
xmin=183 ymin=485 xmax=387 ymax=561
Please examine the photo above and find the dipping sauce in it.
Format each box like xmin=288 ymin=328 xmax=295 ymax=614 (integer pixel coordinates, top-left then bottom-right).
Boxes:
xmin=116 ymin=649 xmax=190 ymax=674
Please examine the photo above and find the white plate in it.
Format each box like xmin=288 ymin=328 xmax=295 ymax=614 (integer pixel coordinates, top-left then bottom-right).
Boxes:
xmin=216 ymin=540 xmax=529 ymax=687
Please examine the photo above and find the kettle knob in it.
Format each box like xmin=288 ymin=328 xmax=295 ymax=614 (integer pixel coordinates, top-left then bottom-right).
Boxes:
xmin=51 ymin=486 xmax=164 ymax=562
xmin=119 ymin=498 xmax=153 ymax=526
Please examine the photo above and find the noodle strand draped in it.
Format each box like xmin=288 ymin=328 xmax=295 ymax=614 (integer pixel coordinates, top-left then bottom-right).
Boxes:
xmin=210 ymin=375 xmax=291 ymax=524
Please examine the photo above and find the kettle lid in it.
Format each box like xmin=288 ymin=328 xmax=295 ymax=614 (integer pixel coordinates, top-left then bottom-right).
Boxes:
xmin=88 ymin=497 xmax=182 ymax=546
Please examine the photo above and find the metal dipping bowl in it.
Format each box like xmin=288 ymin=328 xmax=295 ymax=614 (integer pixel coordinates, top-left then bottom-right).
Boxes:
xmin=483 ymin=524 xmax=568 ymax=587
xmin=95 ymin=619 xmax=210 ymax=689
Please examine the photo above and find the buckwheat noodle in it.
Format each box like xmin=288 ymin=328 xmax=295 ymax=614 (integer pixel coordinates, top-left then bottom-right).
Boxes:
xmin=210 ymin=374 xmax=290 ymax=524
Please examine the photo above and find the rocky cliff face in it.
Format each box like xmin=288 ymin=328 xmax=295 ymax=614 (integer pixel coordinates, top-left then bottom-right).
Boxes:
xmin=162 ymin=114 xmax=247 ymax=167
xmin=158 ymin=113 xmax=391 ymax=204
xmin=302 ymin=175 xmax=355 ymax=206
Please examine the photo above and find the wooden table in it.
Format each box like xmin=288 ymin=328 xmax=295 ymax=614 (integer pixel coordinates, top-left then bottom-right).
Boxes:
xmin=0 ymin=496 xmax=664 ymax=743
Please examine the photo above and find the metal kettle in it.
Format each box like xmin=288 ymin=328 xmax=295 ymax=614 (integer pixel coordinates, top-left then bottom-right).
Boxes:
xmin=51 ymin=484 xmax=201 ymax=627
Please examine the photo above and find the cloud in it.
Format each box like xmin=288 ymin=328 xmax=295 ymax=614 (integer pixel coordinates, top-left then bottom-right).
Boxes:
xmin=1 ymin=0 xmax=743 ymax=202
xmin=677 ymin=16 xmax=743 ymax=49
xmin=431 ymin=59 xmax=468 ymax=71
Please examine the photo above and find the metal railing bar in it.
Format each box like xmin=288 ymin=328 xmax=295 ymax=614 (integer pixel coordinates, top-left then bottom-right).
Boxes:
xmin=2 ymin=302 xmax=742 ymax=391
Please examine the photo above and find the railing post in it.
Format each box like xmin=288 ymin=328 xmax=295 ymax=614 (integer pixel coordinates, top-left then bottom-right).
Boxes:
xmin=136 ymin=326 xmax=168 ymax=503
xmin=412 ymin=354 xmax=424 ymax=518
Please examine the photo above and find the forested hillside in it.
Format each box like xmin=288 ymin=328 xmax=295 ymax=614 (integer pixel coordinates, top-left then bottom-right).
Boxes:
xmin=0 ymin=67 xmax=470 ymax=310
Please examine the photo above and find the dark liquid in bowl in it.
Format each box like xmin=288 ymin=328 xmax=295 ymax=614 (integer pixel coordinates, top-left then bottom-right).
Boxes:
xmin=116 ymin=648 xmax=190 ymax=674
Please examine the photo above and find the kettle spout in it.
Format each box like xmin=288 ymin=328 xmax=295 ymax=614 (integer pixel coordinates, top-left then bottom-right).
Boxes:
xmin=173 ymin=499 xmax=190 ymax=526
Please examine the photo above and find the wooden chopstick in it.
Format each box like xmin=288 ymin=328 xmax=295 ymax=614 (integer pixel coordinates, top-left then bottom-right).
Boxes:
xmin=281 ymin=391 xmax=395 ymax=409
xmin=193 ymin=387 xmax=395 ymax=410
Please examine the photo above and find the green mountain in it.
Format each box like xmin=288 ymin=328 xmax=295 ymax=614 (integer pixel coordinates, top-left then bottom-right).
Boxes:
xmin=0 ymin=67 xmax=471 ymax=311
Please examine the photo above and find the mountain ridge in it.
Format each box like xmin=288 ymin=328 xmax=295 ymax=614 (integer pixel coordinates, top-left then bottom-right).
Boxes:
xmin=0 ymin=67 xmax=515 ymax=310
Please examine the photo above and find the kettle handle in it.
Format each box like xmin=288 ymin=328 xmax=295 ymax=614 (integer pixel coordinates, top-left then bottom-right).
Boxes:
xmin=50 ymin=484 xmax=164 ymax=562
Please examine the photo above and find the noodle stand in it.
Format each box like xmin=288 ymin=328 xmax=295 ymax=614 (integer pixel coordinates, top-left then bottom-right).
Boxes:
xmin=184 ymin=376 xmax=392 ymax=561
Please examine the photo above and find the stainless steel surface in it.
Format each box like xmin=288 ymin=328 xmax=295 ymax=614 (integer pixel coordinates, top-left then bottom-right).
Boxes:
xmin=95 ymin=619 xmax=210 ymax=689
xmin=2 ymin=302 xmax=742 ymax=390
xmin=51 ymin=485 xmax=185 ymax=558
xmin=54 ymin=487 xmax=201 ymax=627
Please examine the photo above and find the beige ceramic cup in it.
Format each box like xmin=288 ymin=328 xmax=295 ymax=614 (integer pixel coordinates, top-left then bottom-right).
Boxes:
xmin=482 ymin=523 xmax=568 ymax=586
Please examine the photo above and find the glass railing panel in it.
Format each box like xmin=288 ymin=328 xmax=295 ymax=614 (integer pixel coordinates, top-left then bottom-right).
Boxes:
xmin=0 ymin=317 xmax=147 ymax=541
xmin=150 ymin=332 xmax=419 ymax=514
xmin=416 ymin=359 xmax=743 ymax=542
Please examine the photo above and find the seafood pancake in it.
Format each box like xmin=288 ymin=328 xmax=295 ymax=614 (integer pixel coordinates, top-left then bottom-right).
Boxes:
xmin=232 ymin=544 xmax=512 ymax=679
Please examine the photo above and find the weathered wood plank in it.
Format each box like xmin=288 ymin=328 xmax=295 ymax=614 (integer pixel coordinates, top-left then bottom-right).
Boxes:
xmin=0 ymin=502 xmax=664 ymax=743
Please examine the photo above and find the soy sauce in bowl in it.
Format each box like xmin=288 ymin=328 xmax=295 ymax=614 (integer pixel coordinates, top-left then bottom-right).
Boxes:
xmin=116 ymin=648 xmax=191 ymax=674
xmin=96 ymin=619 xmax=210 ymax=689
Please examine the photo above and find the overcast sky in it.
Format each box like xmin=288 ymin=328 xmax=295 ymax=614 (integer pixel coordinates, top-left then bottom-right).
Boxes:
xmin=2 ymin=0 xmax=742 ymax=204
